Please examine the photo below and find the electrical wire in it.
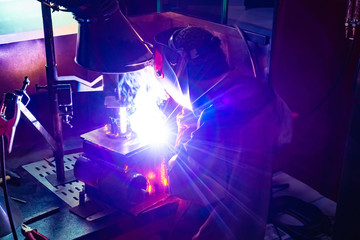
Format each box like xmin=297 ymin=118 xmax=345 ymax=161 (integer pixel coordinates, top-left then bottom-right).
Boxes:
xmin=274 ymin=225 xmax=283 ymax=240
xmin=1 ymin=135 xmax=18 ymax=240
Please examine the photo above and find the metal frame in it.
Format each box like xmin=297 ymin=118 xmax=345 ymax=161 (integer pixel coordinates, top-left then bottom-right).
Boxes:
xmin=41 ymin=3 xmax=65 ymax=182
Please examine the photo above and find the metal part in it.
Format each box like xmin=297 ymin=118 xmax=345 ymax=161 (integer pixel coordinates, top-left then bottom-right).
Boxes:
xmin=345 ymin=0 xmax=360 ymax=40
xmin=35 ymin=84 xmax=48 ymax=91
xmin=81 ymin=127 xmax=148 ymax=158
xmin=23 ymin=206 xmax=60 ymax=225
xmin=41 ymin=2 xmax=65 ymax=181
xmin=0 ymin=136 xmax=20 ymax=240
xmin=19 ymin=102 xmax=57 ymax=151
xmin=0 ymin=194 xmax=22 ymax=238
xmin=57 ymin=84 xmax=73 ymax=128
xmin=221 ymin=0 xmax=228 ymax=24
xmin=78 ymin=124 xmax=171 ymax=216
xmin=22 ymin=153 xmax=121 ymax=221
xmin=22 ymin=153 xmax=83 ymax=208
xmin=57 ymin=75 xmax=104 ymax=92
xmin=74 ymin=155 xmax=149 ymax=210
xmin=61 ymin=0 xmax=154 ymax=73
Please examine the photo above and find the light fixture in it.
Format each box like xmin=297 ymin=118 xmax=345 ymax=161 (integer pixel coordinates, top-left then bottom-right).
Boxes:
xmin=51 ymin=0 xmax=153 ymax=73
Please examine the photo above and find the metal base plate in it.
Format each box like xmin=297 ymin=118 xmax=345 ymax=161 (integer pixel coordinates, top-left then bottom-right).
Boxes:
xmin=22 ymin=153 xmax=84 ymax=208
xmin=22 ymin=153 xmax=117 ymax=221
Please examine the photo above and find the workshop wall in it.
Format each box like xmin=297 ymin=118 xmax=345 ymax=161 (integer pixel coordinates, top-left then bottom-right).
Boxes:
xmin=0 ymin=33 xmax=107 ymax=148
xmin=270 ymin=0 xmax=357 ymax=201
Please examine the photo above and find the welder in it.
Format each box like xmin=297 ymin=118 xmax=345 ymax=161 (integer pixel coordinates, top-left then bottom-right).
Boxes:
xmin=154 ymin=26 xmax=292 ymax=240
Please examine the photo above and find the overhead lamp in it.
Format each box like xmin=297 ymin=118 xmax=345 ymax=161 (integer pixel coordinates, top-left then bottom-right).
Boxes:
xmin=51 ymin=0 xmax=153 ymax=73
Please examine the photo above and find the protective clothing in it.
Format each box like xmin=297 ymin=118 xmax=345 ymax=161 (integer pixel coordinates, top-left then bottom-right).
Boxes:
xmin=168 ymin=68 xmax=292 ymax=239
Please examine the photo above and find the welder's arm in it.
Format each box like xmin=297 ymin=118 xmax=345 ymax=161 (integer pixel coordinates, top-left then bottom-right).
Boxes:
xmin=192 ymin=150 xmax=273 ymax=240
xmin=168 ymin=109 xmax=228 ymax=206
xmin=175 ymin=108 xmax=197 ymax=147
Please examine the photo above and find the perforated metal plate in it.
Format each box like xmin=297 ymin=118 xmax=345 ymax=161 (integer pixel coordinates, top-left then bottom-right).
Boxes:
xmin=22 ymin=153 xmax=85 ymax=208
xmin=23 ymin=153 xmax=117 ymax=221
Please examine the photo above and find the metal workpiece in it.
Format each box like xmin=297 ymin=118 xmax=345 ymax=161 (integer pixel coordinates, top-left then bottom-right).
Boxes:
xmin=74 ymin=155 xmax=149 ymax=209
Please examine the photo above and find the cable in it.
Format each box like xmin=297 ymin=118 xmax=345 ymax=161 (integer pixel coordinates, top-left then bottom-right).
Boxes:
xmin=1 ymin=135 xmax=18 ymax=240
xmin=274 ymin=225 xmax=283 ymax=240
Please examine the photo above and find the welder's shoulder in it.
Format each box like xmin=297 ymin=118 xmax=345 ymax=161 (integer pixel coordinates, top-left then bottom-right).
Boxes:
xmin=198 ymin=105 xmax=216 ymax=126
xmin=223 ymin=72 xmax=275 ymax=109
xmin=228 ymin=72 xmax=271 ymax=96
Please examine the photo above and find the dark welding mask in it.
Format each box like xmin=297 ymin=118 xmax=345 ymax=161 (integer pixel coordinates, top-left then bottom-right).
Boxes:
xmin=154 ymin=27 xmax=192 ymax=110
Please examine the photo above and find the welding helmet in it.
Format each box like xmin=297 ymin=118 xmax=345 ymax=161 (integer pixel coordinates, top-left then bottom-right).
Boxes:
xmin=154 ymin=27 xmax=192 ymax=110
xmin=154 ymin=26 xmax=229 ymax=111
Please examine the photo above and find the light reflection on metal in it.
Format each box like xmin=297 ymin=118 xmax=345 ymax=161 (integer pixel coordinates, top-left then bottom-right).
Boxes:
xmin=147 ymin=182 xmax=152 ymax=194
xmin=119 ymin=107 xmax=128 ymax=134
xmin=161 ymin=161 xmax=168 ymax=186
xmin=147 ymin=172 xmax=156 ymax=180
xmin=345 ymin=0 xmax=360 ymax=40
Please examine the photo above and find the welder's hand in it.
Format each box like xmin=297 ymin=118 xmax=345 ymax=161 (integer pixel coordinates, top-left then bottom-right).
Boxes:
xmin=175 ymin=108 xmax=197 ymax=146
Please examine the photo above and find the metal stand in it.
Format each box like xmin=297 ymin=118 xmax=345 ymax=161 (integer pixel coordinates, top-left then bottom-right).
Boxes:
xmin=41 ymin=3 xmax=65 ymax=182
xmin=1 ymin=135 xmax=18 ymax=240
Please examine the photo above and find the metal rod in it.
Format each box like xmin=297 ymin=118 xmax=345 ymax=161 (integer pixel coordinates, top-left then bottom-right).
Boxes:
xmin=156 ymin=0 xmax=162 ymax=12
xmin=41 ymin=3 xmax=65 ymax=181
xmin=221 ymin=0 xmax=229 ymax=24
xmin=1 ymin=135 xmax=18 ymax=240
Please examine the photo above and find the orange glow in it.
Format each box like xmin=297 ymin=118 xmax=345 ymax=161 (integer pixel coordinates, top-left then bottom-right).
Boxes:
xmin=160 ymin=161 xmax=168 ymax=186
xmin=162 ymin=178 xmax=168 ymax=186
xmin=147 ymin=172 xmax=156 ymax=179
xmin=106 ymin=131 xmax=111 ymax=134
xmin=104 ymin=124 xmax=108 ymax=131
xmin=147 ymin=183 xmax=152 ymax=194
xmin=124 ymin=165 xmax=129 ymax=173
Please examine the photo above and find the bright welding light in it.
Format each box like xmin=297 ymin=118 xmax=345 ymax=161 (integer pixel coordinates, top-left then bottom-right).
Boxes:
xmin=130 ymin=105 xmax=170 ymax=145
xmin=128 ymin=66 xmax=170 ymax=145
xmin=119 ymin=107 xmax=128 ymax=134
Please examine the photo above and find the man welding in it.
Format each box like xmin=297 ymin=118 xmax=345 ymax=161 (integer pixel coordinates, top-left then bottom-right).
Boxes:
xmin=154 ymin=26 xmax=292 ymax=240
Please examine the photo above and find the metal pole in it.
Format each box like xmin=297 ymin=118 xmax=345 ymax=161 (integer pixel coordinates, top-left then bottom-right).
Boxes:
xmin=41 ymin=3 xmax=65 ymax=181
xmin=1 ymin=135 xmax=18 ymax=240
xmin=221 ymin=0 xmax=229 ymax=24
xmin=333 ymin=49 xmax=360 ymax=240
xmin=156 ymin=0 xmax=162 ymax=12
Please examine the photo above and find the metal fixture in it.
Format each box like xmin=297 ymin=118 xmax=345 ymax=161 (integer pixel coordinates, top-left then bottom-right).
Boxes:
xmin=48 ymin=0 xmax=153 ymax=73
